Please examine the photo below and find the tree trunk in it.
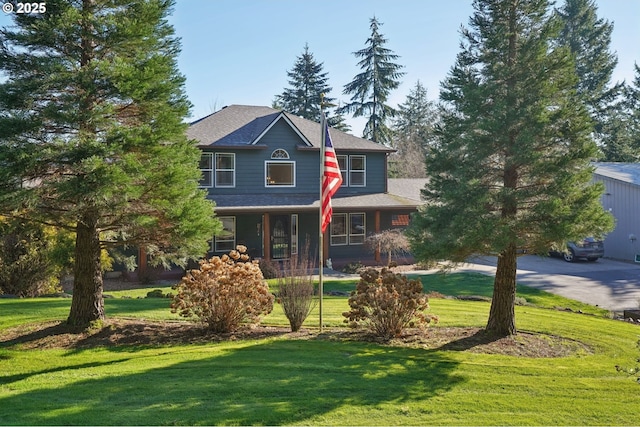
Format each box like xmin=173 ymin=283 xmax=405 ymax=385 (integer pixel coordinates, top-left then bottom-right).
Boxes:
xmin=486 ymin=243 xmax=517 ymax=336
xmin=67 ymin=214 xmax=104 ymax=327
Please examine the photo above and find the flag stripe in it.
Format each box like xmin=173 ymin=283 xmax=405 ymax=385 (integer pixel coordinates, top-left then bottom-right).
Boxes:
xmin=321 ymin=118 xmax=343 ymax=233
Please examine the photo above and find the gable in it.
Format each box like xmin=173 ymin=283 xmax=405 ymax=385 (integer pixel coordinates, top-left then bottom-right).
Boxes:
xmin=253 ymin=113 xmax=312 ymax=147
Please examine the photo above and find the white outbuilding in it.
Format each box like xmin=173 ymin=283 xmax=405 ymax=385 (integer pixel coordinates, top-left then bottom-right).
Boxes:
xmin=593 ymin=162 xmax=640 ymax=262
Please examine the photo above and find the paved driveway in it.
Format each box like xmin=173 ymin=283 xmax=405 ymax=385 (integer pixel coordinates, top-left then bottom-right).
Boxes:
xmin=457 ymin=255 xmax=640 ymax=312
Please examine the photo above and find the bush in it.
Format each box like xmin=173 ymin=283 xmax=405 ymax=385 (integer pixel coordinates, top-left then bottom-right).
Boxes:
xmin=258 ymin=258 xmax=280 ymax=279
xmin=343 ymin=268 xmax=437 ymax=340
xmin=341 ymin=261 xmax=365 ymax=274
xmin=170 ymin=246 xmax=274 ymax=333
xmin=276 ymin=241 xmax=316 ymax=332
xmin=365 ymin=229 xmax=410 ymax=266
xmin=0 ymin=218 xmax=64 ymax=297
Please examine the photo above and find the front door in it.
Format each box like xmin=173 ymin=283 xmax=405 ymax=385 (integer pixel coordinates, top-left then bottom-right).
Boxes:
xmin=270 ymin=215 xmax=290 ymax=259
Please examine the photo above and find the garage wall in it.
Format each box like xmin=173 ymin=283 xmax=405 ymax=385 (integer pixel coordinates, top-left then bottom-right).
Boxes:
xmin=594 ymin=174 xmax=640 ymax=262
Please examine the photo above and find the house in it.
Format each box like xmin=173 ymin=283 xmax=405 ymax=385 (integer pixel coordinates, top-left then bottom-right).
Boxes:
xmin=188 ymin=105 xmax=423 ymax=267
xmin=593 ymin=162 xmax=640 ymax=262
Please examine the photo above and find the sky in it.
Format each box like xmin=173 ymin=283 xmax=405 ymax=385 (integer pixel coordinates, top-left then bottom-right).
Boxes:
xmin=1 ymin=1 xmax=639 ymax=134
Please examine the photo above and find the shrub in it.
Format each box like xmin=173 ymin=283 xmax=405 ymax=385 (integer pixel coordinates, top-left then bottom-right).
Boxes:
xmin=341 ymin=261 xmax=365 ymax=274
xmin=365 ymin=229 xmax=410 ymax=266
xmin=276 ymin=241 xmax=316 ymax=332
xmin=343 ymin=268 xmax=437 ymax=340
xmin=0 ymin=218 xmax=63 ymax=297
xmin=258 ymin=258 xmax=280 ymax=279
xmin=170 ymin=246 xmax=274 ymax=333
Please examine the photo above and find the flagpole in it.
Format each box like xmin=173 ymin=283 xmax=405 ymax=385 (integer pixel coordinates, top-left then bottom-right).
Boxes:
xmin=319 ymin=105 xmax=326 ymax=332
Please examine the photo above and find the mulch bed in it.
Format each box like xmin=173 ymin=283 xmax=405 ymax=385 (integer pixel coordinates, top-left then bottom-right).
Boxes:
xmin=0 ymin=319 xmax=591 ymax=358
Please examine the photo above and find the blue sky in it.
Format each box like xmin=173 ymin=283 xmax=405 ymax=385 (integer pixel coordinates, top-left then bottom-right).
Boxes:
xmin=2 ymin=1 xmax=639 ymax=134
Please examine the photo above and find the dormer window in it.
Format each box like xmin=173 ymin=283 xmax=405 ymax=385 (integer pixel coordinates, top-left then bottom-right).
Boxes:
xmin=271 ymin=149 xmax=290 ymax=159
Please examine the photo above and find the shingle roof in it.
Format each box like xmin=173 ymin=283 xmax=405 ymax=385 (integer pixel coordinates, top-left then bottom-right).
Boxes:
xmin=387 ymin=178 xmax=429 ymax=201
xmin=188 ymin=104 xmax=394 ymax=153
xmin=593 ymin=162 xmax=640 ymax=186
xmin=210 ymin=191 xmax=421 ymax=213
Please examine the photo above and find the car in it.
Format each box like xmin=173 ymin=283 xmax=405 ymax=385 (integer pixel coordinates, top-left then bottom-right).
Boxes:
xmin=550 ymin=237 xmax=605 ymax=262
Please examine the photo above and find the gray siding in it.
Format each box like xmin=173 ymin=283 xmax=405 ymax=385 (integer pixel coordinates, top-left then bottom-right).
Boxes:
xmin=205 ymin=118 xmax=387 ymax=197
xmin=594 ymin=174 xmax=640 ymax=261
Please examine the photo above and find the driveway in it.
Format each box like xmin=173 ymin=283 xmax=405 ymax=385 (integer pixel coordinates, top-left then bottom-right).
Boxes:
xmin=457 ymin=255 xmax=640 ymax=312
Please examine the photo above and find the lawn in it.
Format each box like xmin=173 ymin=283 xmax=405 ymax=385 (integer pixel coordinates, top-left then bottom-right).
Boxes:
xmin=1 ymin=272 xmax=639 ymax=425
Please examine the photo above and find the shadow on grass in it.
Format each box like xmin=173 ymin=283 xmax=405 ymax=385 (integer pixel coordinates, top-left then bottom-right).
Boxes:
xmin=0 ymin=340 xmax=463 ymax=425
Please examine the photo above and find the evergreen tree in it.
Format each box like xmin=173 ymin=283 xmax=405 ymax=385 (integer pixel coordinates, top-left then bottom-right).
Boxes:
xmin=0 ymin=0 xmax=219 ymax=327
xmin=389 ymin=81 xmax=437 ymax=178
xmin=407 ymin=0 xmax=613 ymax=336
xmin=556 ymin=0 xmax=618 ymax=122
xmin=601 ymin=64 xmax=640 ymax=161
xmin=339 ymin=17 xmax=404 ymax=145
xmin=275 ymin=44 xmax=334 ymax=122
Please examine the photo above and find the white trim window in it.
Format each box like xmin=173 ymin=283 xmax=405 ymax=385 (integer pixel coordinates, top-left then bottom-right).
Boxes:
xmin=199 ymin=153 xmax=214 ymax=188
xmin=291 ymin=214 xmax=298 ymax=255
xmin=215 ymin=153 xmax=235 ymax=188
xmin=330 ymin=213 xmax=348 ymax=246
xmin=349 ymin=213 xmax=365 ymax=245
xmin=214 ymin=216 xmax=236 ymax=252
xmin=337 ymin=155 xmax=348 ymax=186
xmin=265 ymin=161 xmax=295 ymax=187
xmin=349 ymin=155 xmax=366 ymax=187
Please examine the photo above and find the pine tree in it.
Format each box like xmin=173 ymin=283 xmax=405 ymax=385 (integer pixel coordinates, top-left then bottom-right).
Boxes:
xmin=389 ymin=81 xmax=437 ymax=178
xmin=556 ymin=0 xmax=619 ymax=121
xmin=275 ymin=44 xmax=334 ymax=122
xmin=0 ymin=0 xmax=219 ymax=327
xmin=601 ymin=64 xmax=640 ymax=161
xmin=339 ymin=17 xmax=404 ymax=145
xmin=407 ymin=0 xmax=613 ymax=336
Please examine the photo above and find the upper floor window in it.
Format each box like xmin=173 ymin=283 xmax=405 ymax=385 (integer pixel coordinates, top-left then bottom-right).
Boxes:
xmin=336 ymin=154 xmax=366 ymax=187
xmin=271 ymin=149 xmax=290 ymax=159
xmin=199 ymin=153 xmax=213 ymax=187
xmin=265 ymin=161 xmax=295 ymax=187
xmin=199 ymin=153 xmax=235 ymax=188
xmin=350 ymin=155 xmax=366 ymax=187
xmin=215 ymin=153 xmax=235 ymax=187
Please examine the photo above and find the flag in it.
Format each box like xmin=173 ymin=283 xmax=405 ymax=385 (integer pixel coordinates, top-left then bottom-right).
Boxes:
xmin=321 ymin=116 xmax=343 ymax=233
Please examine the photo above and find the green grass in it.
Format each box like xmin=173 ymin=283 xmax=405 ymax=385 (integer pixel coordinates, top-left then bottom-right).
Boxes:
xmin=1 ymin=272 xmax=639 ymax=425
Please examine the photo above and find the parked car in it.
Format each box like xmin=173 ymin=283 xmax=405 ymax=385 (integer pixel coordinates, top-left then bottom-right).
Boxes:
xmin=550 ymin=237 xmax=605 ymax=262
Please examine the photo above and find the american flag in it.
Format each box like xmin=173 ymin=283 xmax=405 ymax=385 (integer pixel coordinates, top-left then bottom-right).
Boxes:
xmin=321 ymin=116 xmax=343 ymax=233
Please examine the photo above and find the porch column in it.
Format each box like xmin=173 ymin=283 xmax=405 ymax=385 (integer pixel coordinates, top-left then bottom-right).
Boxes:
xmin=374 ymin=210 xmax=381 ymax=263
xmin=263 ymin=213 xmax=271 ymax=261
xmin=138 ymin=247 xmax=148 ymax=279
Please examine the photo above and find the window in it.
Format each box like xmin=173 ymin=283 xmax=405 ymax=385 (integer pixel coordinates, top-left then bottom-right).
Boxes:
xmin=349 ymin=213 xmax=365 ymax=245
xmin=271 ymin=149 xmax=290 ymax=159
xmin=330 ymin=214 xmax=347 ymax=246
xmin=214 ymin=217 xmax=236 ymax=252
xmin=199 ymin=153 xmax=213 ymax=188
xmin=330 ymin=213 xmax=366 ymax=246
xmin=266 ymin=161 xmax=295 ymax=186
xmin=291 ymin=214 xmax=298 ymax=255
xmin=337 ymin=155 xmax=348 ymax=186
xmin=349 ymin=155 xmax=366 ymax=186
xmin=215 ymin=153 xmax=235 ymax=187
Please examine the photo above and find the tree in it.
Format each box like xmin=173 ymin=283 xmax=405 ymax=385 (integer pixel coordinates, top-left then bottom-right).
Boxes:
xmin=339 ymin=17 xmax=404 ymax=145
xmin=407 ymin=0 xmax=613 ymax=336
xmin=600 ymin=64 xmax=640 ymax=162
xmin=275 ymin=44 xmax=334 ymax=122
xmin=0 ymin=0 xmax=219 ymax=327
xmin=555 ymin=0 xmax=625 ymax=159
xmin=389 ymin=81 xmax=438 ymax=178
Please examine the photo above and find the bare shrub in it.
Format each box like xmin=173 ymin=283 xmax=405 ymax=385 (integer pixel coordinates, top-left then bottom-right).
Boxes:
xmin=365 ymin=229 xmax=410 ymax=266
xmin=276 ymin=241 xmax=316 ymax=332
xmin=171 ymin=245 xmax=274 ymax=333
xmin=343 ymin=268 xmax=437 ymax=340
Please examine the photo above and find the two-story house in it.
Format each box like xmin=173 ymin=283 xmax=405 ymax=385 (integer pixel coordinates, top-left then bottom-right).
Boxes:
xmin=188 ymin=105 xmax=422 ymax=267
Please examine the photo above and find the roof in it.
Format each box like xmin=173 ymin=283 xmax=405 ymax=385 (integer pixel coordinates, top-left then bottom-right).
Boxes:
xmin=387 ymin=178 xmax=429 ymax=202
xmin=593 ymin=162 xmax=640 ymax=186
xmin=188 ymin=104 xmax=394 ymax=153
xmin=209 ymin=190 xmax=422 ymax=214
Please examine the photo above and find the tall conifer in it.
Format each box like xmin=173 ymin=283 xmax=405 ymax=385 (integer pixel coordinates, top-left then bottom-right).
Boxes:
xmin=0 ymin=0 xmax=219 ymax=326
xmin=407 ymin=0 xmax=613 ymax=336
